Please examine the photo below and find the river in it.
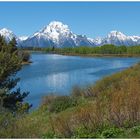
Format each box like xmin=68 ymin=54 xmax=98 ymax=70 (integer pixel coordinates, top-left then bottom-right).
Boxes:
xmin=16 ymin=53 xmax=140 ymax=109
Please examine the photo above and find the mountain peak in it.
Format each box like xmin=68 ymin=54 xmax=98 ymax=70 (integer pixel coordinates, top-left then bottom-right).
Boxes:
xmin=48 ymin=21 xmax=67 ymax=27
xmin=48 ymin=21 xmax=69 ymax=30
xmin=41 ymin=21 xmax=70 ymax=34
xmin=0 ymin=28 xmax=16 ymax=42
xmin=0 ymin=28 xmax=13 ymax=35
xmin=32 ymin=21 xmax=73 ymax=45
xmin=108 ymin=30 xmax=126 ymax=38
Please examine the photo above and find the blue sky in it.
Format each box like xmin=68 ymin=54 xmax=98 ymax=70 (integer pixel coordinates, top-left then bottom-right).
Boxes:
xmin=0 ymin=2 xmax=140 ymax=38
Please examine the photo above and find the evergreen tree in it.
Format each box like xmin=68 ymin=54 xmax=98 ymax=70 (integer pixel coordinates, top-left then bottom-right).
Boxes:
xmin=8 ymin=37 xmax=17 ymax=53
xmin=0 ymin=35 xmax=7 ymax=51
xmin=0 ymin=36 xmax=31 ymax=113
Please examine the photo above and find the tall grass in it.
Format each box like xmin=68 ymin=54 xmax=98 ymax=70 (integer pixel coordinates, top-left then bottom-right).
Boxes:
xmin=43 ymin=63 xmax=140 ymax=138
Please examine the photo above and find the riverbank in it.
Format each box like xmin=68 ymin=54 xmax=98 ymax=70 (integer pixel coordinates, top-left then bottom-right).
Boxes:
xmin=53 ymin=52 xmax=140 ymax=58
xmin=27 ymin=50 xmax=140 ymax=58
xmin=1 ymin=61 xmax=140 ymax=138
xmin=22 ymin=60 xmax=32 ymax=65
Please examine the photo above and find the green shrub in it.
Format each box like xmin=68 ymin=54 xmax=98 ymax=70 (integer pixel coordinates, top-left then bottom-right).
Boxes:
xmin=42 ymin=131 xmax=63 ymax=138
xmin=42 ymin=131 xmax=55 ymax=138
xmin=48 ymin=96 xmax=77 ymax=113
xmin=101 ymin=127 xmax=124 ymax=138
xmin=131 ymin=126 xmax=140 ymax=134
xmin=73 ymin=126 xmax=97 ymax=138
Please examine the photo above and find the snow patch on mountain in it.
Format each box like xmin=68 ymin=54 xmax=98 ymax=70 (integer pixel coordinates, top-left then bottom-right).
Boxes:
xmin=19 ymin=36 xmax=28 ymax=41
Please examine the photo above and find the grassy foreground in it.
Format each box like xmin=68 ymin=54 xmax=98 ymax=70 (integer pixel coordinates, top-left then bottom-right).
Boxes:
xmin=1 ymin=62 xmax=140 ymax=138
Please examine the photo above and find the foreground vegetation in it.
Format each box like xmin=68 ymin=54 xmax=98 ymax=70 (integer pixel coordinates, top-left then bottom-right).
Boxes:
xmin=0 ymin=35 xmax=31 ymax=137
xmin=0 ymin=35 xmax=31 ymax=111
xmin=1 ymin=59 xmax=140 ymax=138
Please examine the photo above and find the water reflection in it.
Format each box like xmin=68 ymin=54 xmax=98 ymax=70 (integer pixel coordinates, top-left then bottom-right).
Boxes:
xmin=46 ymin=72 xmax=69 ymax=91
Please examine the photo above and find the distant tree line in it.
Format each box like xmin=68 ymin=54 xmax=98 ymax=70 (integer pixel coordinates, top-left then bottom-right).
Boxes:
xmin=20 ymin=44 xmax=140 ymax=55
xmin=40 ymin=45 xmax=140 ymax=55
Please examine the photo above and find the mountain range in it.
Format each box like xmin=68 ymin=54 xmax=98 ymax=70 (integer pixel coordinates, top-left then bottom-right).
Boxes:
xmin=1 ymin=21 xmax=140 ymax=48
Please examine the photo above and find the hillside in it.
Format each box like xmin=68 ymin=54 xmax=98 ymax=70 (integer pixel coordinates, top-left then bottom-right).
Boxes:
xmin=1 ymin=61 xmax=140 ymax=138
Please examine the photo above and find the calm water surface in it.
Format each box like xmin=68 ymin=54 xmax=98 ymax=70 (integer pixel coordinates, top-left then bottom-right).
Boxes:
xmin=17 ymin=53 xmax=140 ymax=109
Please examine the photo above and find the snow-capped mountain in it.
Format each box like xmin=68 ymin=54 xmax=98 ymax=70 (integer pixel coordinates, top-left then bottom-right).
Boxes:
xmin=1 ymin=21 xmax=140 ymax=47
xmin=0 ymin=28 xmax=17 ymax=42
xmin=18 ymin=36 xmax=28 ymax=41
xmin=21 ymin=21 xmax=94 ymax=47
xmin=88 ymin=37 xmax=102 ymax=46
xmin=0 ymin=28 xmax=24 ymax=45
xmin=100 ymin=31 xmax=140 ymax=46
